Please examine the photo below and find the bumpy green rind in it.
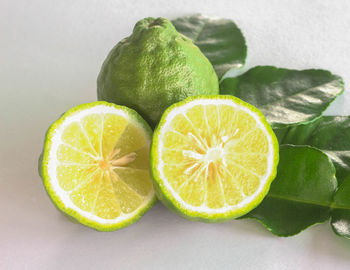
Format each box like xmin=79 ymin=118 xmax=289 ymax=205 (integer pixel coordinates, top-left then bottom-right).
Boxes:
xmin=150 ymin=95 xmax=279 ymax=222
xmin=38 ymin=101 xmax=156 ymax=231
xmin=97 ymin=17 xmax=219 ymax=128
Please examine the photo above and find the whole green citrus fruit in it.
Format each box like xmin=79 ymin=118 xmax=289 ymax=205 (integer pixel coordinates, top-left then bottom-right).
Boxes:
xmin=97 ymin=17 xmax=219 ymax=127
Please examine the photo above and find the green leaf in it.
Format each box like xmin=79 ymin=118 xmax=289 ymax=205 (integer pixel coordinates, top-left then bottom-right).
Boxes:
xmin=280 ymin=116 xmax=350 ymax=184
xmin=273 ymin=128 xmax=289 ymax=144
xmin=220 ymin=66 xmax=344 ymax=129
xmin=331 ymin=176 xmax=350 ymax=239
xmin=244 ymin=145 xmax=337 ymax=236
xmin=172 ymin=14 xmax=247 ymax=78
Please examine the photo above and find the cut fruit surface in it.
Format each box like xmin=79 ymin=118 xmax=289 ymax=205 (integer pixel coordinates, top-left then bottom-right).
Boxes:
xmin=151 ymin=96 xmax=279 ymax=221
xmin=40 ymin=102 xmax=156 ymax=231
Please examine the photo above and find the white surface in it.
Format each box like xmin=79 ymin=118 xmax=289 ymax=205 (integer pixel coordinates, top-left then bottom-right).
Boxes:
xmin=1 ymin=0 xmax=350 ymax=269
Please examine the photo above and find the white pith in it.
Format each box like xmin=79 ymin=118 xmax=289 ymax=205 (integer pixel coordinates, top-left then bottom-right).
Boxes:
xmin=157 ymin=98 xmax=276 ymax=215
xmin=46 ymin=104 xmax=154 ymax=225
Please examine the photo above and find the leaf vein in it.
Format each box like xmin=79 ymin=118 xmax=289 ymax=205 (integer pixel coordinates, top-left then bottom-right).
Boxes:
xmin=267 ymin=193 xmax=331 ymax=208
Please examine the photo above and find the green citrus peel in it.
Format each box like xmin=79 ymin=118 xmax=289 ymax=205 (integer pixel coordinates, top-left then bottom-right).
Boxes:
xmin=97 ymin=17 xmax=219 ymax=127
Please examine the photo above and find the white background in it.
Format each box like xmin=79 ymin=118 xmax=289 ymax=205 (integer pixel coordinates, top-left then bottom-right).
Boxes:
xmin=1 ymin=0 xmax=350 ymax=269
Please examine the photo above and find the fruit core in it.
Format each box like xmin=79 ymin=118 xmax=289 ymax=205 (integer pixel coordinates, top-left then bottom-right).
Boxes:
xmin=97 ymin=148 xmax=136 ymax=173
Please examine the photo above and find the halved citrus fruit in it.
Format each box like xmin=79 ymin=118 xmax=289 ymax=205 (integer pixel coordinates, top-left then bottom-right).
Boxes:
xmin=39 ymin=102 xmax=156 ymax=231
xmin=151 ymin=95 xmax=279 ymax=221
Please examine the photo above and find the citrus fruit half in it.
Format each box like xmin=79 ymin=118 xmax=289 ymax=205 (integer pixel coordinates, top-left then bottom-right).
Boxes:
xmin=39 ymin=102 xmax=156 ymax=231
xmin=151 ymin=96 xmax=279 ymax=221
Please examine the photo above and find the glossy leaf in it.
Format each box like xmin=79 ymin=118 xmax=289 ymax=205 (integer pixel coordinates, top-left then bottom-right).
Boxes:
xmin=244 ymin=145 xmax=337 ymax=236
xmin=172 ymin=14 xmax=247 ymax=78
xmin=280 ymin=116 xmax=350 ymax=184
xmin=331 ymin=176 xmax=350 ymax=239
xmin=273 ymin=128 xmax=289 ymax=144
xmin=220 ymin=66 xmax=344 ymax=128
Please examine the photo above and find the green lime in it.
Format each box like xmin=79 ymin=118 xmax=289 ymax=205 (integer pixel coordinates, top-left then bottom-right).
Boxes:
xmin=39 ymin=102 xmax=156 ymax=231
xmin=97 ymin=17 xmax=219 ymax=127
xmin=150 ymin=95 xmax=279 ymax=222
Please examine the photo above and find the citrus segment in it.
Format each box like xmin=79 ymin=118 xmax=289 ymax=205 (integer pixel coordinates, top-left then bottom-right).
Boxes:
xmin=113 ymin=167 xmax=153 ymax=196
xmin=126 ymin=146 xmax=150 ymax=170
xmin=61 ymin=122 xmax=96 ymax=154
xmin=219 ymin=172 xmax=244 ymax=206
xmin=101 ymin=114 xmax=128 ymax=158
xmin=93 ymin=173 xmax=121 ymax=219
xmin=206 ymin=165 xmax=226 ymax=209
xmin=40 ymin=102 xmax=156 ymax=231
xmin=56 ymin=164 xmax=97 ymax=191
xmin=111 ymin=173 xmax=143 ymax=214
xmin=81 ymin=114 xmax=103 ymax=154
xmin=70 ymin=170 xmax=104 ymax=212
xmin=151 ymin=96 xmax=279 ymax=221
xmin=57 ymin=144 xmax=95 ymax=164
xmin=113 ymin=123 xmax=148 ymax=157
